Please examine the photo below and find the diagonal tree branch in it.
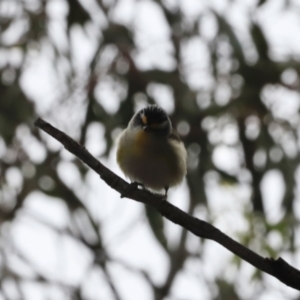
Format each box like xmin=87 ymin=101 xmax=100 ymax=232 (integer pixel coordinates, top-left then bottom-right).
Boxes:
xmin=34 ymin=118 xmax=300 ymax=291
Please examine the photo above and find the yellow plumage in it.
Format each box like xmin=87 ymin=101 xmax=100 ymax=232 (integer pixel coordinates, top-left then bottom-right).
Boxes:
xmin=117 ymin=127 xmax=186 ymax=192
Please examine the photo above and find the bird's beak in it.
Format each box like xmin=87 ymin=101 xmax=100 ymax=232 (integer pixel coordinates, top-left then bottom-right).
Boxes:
xmin=143 ymin=125 xmax=148 ymax=131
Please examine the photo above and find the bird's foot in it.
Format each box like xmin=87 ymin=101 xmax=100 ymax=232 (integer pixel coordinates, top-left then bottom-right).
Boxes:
xmin=120 ymin=181 xmax=144 ymax=198
xmin=164 ymin=186 xmax=169 ymax=198
xmin=158 ymin=186 xmax=169 ymax=201
xmin=158 ymin=194 xmax=167 ymax=201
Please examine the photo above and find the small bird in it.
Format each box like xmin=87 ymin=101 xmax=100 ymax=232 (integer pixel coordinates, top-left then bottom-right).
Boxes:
xmin=116 ymin=105 xmax=187 ymax=195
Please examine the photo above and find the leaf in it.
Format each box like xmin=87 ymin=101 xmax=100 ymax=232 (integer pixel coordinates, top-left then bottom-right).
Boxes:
xmin=66 ymin=0 xmax=90 ymax=29
xmin=251 ymin=23 xmax=269 ymax=60
xmin=0 ymin=80 xmax=34 ymax=143
xmin=213 ymin=12 xmax=245 ymax=63
xmin=102 ymin=23 xmax=134 ymax=49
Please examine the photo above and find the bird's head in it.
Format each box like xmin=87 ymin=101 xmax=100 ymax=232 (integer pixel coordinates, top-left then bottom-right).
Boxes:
xmin=129 ymin=105 xmax=171 ymax=136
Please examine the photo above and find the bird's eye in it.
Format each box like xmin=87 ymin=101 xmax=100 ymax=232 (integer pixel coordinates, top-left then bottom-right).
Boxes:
xmin=155 ymin=120 xmax=169 ymax=129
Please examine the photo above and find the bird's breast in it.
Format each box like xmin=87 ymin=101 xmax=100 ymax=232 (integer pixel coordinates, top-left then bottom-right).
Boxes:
xmin=117 ymin=128 xmax=186 ymax=191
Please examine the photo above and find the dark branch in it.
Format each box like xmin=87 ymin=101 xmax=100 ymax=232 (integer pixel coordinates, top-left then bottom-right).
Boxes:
xmin=34 ymin=118 xmax=300 ymax=291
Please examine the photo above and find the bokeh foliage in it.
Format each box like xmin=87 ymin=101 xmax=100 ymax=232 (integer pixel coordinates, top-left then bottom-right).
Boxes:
xmin=1 ymin=0 xmax=300 ymax=299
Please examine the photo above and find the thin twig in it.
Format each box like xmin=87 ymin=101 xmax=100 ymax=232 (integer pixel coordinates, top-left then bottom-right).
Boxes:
xmin=34 ymin=118 xmax=300 ymax=291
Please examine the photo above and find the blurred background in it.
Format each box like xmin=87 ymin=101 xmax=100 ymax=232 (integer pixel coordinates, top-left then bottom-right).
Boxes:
xmin=1 ymin=0 xmax=300 ymax=299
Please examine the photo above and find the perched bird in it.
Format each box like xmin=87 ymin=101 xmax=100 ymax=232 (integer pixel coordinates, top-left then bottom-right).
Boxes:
xmin=116 ymin=105 xmax=187 ymax=195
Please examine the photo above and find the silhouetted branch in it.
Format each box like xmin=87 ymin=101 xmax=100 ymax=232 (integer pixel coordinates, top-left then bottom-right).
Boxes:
xmin=34 ymin=118 xmax=300 ymax=291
